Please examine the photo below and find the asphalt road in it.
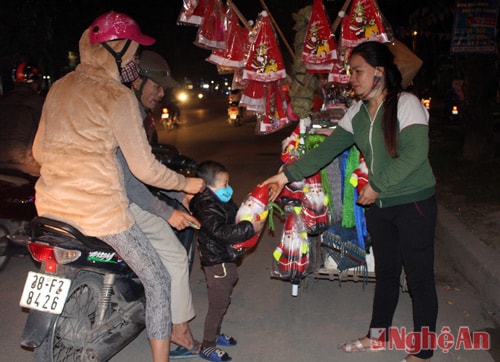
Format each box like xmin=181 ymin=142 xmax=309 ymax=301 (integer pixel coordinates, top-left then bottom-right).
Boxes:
xmin=1 ymin=96 xmax=497 ymax=361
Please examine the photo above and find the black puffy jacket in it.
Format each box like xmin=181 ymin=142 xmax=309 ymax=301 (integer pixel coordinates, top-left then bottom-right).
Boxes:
xmin=190 ymin=188 xmax=255 ymax=267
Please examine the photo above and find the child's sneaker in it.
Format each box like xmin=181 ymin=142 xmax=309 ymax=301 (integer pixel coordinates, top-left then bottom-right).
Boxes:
xmin=199 ymin=346 xmax=232 ymax=362
xmin=216 ymin=334 xmax=237 ymax=346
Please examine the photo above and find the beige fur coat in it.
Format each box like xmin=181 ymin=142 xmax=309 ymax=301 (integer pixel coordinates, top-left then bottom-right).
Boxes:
xmin=33 ymin=29 xmax=185 ymax=236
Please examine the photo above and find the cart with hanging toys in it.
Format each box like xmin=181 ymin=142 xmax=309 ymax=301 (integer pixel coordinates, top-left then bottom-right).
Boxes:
xmin=175 ymin=0 xmax=420 ymax=296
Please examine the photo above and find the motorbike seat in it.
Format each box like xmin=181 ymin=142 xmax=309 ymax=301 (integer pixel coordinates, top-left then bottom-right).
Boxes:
xmin=32 ymin=216 xmax=115 ymax=252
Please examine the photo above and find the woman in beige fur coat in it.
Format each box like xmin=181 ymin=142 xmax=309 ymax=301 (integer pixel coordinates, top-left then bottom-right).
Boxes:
xmin=32 ymin=11 xmax=204 ymax=361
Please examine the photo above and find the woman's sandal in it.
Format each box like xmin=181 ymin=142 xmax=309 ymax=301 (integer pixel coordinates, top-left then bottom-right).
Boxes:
xmin=170 ymin=340 xmax=201 ymax=359
xmin=339 ymin=337 xmax=385 ymax=352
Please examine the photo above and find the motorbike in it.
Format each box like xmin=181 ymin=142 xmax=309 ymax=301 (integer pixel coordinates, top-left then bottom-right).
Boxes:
xmin=227 ymin=101 xmax=242 ymax=127
xmin=449 ymin=101 xmax=460 ymax=121
xmin=20 ymin=216 xmax=146 ymax=361
xmin=18 ymin=143 xmax=199 ymax=360
xmin=0 ymin=143 xmax=197 ymax=271
xmin=0 ymin=168 xmax=37 ymax=270
xmin=420 ymin=96 xmax=431 ymax=111
xmin=160 ymin=104 xmax=181 ymax=130
xmin=447 ymin=81 xmax=463 ymax=122
xmin=227 ymin=89 xmax=243 ymax=127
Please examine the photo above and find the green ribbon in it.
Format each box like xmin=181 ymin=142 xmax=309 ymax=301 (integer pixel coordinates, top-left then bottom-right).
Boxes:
xmin=342 ymin=146 xmax=360 ymax=228
xmin=267 ymin=202 xmax=285 ymax=231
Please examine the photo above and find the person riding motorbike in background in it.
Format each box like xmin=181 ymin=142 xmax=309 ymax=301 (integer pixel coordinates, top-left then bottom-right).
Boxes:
xmin=119 ymin=50 xmax=202 ymax=358
xmin=0 ymin=62 xmax=44 ymax=176
xmin=32 ymin=11 xmax=204 ymax=362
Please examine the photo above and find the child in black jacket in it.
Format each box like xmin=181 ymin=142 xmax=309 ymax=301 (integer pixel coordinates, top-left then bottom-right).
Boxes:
xmin=190 ymin=160 xmax=264 ymax=362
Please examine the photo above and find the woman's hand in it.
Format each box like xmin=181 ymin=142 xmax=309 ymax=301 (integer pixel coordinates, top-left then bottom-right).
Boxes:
xmin=259 ymin=172 xmax=288 ymax=202
xmin=183 ymin=177 xmax=205 ymax=195
xmin=357 ymin=183 xmax=379 ymax=206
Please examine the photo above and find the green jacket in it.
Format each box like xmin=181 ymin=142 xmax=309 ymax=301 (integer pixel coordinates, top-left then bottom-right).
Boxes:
xmin=284 ymin=92 xmax=435 ymax=208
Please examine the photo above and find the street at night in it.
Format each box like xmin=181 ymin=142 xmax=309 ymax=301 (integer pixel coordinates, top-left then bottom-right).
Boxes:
xmin=1 ymin=99 xmax=498 ymax=361
xmin=1 ymin=1 xmax=499 ymax=361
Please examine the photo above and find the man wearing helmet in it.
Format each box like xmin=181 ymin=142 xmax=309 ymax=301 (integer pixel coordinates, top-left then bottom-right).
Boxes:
xmin=0 ymin=62 xmax=44 ymax=175
xmin=32 ymin=11 xmax=205 ymax=362
xmin=117 ymin=50 xmax=201 ymax=358
xmin=126 ymin=50 xmax=179 ymax=144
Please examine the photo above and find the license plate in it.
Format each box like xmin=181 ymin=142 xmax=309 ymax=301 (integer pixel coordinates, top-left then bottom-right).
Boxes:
xmin=19 ymin=271 xmax=71 ymax=315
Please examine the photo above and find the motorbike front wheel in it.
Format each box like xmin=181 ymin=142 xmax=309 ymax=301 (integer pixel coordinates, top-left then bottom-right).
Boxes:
xmin=227 ymin=116 xmax=240 ymax=127
xmin=34 ymin=272 xmax=102 ymax=362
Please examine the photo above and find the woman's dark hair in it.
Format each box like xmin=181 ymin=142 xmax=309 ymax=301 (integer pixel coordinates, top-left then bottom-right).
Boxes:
xmin=351 ymin=41 xmax=403 ymax=158
xmin=196 ymin=160 xmax=228 ymax=186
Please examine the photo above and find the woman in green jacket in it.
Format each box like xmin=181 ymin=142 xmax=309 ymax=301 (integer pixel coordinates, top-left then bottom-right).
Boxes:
xmin=261 ymin=41 xmax=437 ymax=362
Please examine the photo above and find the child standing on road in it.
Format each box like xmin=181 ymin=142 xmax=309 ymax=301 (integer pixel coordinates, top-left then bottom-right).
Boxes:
xmin=190 ymin=160 xmax=264 ymax=362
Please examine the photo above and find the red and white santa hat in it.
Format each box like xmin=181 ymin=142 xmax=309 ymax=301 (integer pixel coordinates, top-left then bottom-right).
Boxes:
xmin=304 ymin=172 xmax=322 ymax=188
xmin=177 ymin=0 xmax=207 ymax=26
xmin=206 ymin=6 xmax=249 ymax=68
xmin=302 ymin=0 xmax=337 ymax=73
xmin=249 ymin=184 xmax=270 ymax=208
xmin=340 ymin=0 xmax=393 ymax=48
xmin=243 ymin=11 xmax=286 ymax=82
xmin=194 ymin=0 xmax=227 ymax=50
xmin=240 ymin=79 xmax=266 ymax=113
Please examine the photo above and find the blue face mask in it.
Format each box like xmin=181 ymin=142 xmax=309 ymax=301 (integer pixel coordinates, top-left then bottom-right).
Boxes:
xmin=215 ymin=186 xmax=233 ymax=203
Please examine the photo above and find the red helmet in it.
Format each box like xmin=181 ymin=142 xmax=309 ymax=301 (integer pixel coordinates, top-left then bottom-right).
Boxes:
xmin=13 ymin=62 xmax=42 ymax=83
xmin=88 ymin=11 xmax=155 ymax=45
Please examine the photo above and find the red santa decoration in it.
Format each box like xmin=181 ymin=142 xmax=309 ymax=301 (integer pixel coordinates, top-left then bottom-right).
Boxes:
xmin=280 ymin=125 xmax=301 ymax=164
xmin=349 ymin=152 xmax=369 ymax=194
xmin=273 ymin=208 xmax=310 ymax=280
xmin=240 ymin=11 xmax=292 ymax=134
xmin=302 ymin=0 xmax=337 ymax=73
xmin=206 ymin=6 xmax=249 ymax=68
xmin=232 ymin=184 xmax=270 ymax=249
xmin=340 ymin=0 xmax=393 ymax=48
xmin=177 ymin=0 xmax=207 ymax=26
xmin=300 ymin=172 xmax=330 ymax=234
xmin=242 ymin=11 xmax=286 ymax=82
xmin=194 ymin=0 xmax=227 ymax=50
xmin=236 ymin=184 xmax=269 ymax=224
xmin=328 ymin=48 xmax=351 ymax=84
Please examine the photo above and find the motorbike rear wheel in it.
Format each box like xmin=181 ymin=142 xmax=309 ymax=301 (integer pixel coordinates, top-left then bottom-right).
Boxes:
xmin=34 ymin=272 xmax=102 ymax=362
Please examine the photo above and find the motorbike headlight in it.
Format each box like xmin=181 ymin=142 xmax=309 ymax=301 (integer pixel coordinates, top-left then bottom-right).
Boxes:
xmin=176 ymin=91 xmax=189 ymax=103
